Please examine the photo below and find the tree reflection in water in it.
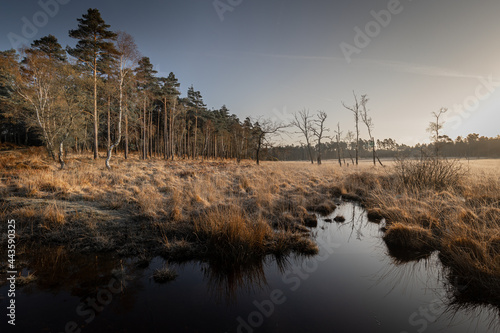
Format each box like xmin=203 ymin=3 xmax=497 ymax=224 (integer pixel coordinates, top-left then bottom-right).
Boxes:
xmin=201 ymin=253 xmax=291 ymax=305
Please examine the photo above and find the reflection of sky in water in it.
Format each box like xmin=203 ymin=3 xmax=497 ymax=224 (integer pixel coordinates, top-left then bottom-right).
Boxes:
xmin=1 ymin=202 xmax=499 ymax=332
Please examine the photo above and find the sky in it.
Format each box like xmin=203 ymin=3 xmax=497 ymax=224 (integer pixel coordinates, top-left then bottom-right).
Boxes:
xmin=1 ymin=0 xmax=499 ymax=145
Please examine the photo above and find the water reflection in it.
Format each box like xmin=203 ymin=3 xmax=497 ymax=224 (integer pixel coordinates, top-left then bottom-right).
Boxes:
xmin=2 ymin=202 xmax=500 ymax=333
xmin=377 ymin=218 xmax=500 ymax=332
xmin=201 ymin=254 xmax=292 ymax=305
xmin=4 ymin=243 xmax=303 ymax=308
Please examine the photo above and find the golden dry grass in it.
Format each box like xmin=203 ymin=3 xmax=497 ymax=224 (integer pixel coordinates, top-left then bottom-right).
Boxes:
xmin=1 ymin=149 xmax=499 ymax=296
xmin=0 ymin=149 xmax=334 ymax=258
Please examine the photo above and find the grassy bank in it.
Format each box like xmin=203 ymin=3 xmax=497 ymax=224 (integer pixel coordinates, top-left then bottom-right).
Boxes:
xmin=1 ymin=149 xmax=499 ymax=303
xmin=0 ymin=148 xmax=336 ymax=261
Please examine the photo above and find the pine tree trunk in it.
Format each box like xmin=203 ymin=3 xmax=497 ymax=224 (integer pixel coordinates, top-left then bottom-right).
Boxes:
xmin=164 ymin=98 xmax=168 ymax=159
xmin=93 ymin=60 xmax=99 ymax=159
xmin=194 ymin=115 xmax=198 ymax=159
xmin=143 ymin=99 xmax=147 ymax=159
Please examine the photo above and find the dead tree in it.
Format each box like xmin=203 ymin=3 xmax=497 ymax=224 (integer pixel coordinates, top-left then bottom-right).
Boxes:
xmin=342 ymin=92 xmax=361 ymax=166
xmin=360 ymin=95 xmax=383 ymax=166
xmin=311 ymin=111 xmax=328 ymax=165
xmin=427 ymin=107 xmax=448 ymax=157
xmin=344 ymin=130 xmax=356 ymax=165
xmin=334 ymin=123 xmax=343 ymax=167
xmin=292 ymin=109 xmax=315 ymax=164
xmin=253 ymin=117 xmax=288 ymax=165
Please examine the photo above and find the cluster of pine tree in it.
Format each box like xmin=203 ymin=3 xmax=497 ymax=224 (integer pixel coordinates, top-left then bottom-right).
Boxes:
xmin=0 ymin=8 xmax=272 ymax=168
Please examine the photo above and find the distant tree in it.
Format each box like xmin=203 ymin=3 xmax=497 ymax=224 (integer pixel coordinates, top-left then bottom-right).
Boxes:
xmin=334 ymin=123 xmax=343 ymax=166
xmin=187 ymin=86 xmax=206 ymax=159
xmin=359 ymin=95 xmax=383 ymax=166
xmin=292 ymin=109 xmax=315 ymax=164
xmin=253 ymin=118 xmax=288 ymax=165
xmin=67 ymin=8 xmax=118 ymax=159
xmin=342 ymin=92 xmax=362 ymax=165
xmin=311 ymin=111 xmax=328 ymax=165
xmin=344 ymin=130 xmax=356 ymax=165
xmin=427 ymin=107 xmax=448 ymax=157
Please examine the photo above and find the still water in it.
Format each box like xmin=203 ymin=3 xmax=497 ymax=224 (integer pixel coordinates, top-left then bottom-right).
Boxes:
xmin=1 ymin=203 xmax=498 ymax=333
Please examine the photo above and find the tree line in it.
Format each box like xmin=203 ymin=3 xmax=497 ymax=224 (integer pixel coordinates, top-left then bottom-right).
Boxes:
xmin=0 ymin=9 xmax=498 ymax=168
xmin=267 ymin=133 xmax=500 ymax=162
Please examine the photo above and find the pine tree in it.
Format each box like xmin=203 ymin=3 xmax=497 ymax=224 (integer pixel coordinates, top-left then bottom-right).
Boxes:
xmin=187 ymin=86 xmax=206 ymax=159
xmin=67 ymin=8 xmax=118 ymax=159
xmin=159 ymin=72 xmax=180 ymax=159
xmin=135 ymin=57 xmax=158 ymax=159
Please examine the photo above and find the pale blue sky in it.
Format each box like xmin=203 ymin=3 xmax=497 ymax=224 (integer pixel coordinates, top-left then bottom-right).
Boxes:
xmin=1 ymin=0 xmax=499 ymax=145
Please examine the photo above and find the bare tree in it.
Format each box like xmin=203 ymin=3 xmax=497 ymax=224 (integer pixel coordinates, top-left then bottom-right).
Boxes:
xmin=106 ymin=31 xmax=139 ymax=169
xmin=342 ymin=92 xmax=362 ymax=166
xmin=253 ymin=117 xmax=288 ymax=165
xmin=292 ymin=109 xmax=315 ymax=164
xmin=334 ymin=123 xmax=343 ymax=167
xmin=344 ymin=130 xmax=356 ymax=165
xmin=427 ymin=107 xmax=448 ymax=157
xmin=311 ymin=111 xmax=328 ymax=165
xmin=360 ymin=95 xmax=383 ymax=166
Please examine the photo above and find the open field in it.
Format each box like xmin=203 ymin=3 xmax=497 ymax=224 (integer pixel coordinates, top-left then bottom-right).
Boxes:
xmin=1 ymin=149 xmax=499 ymax=303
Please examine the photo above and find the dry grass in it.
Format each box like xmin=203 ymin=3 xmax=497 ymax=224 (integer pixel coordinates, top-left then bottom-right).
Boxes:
xmin=152 ymin=265 xmax=178 ymax=283
xmin=0 ymin=149 xmax=333 ymax=259
xmin=368 ymin=158 xmax=500 ymax=300
xmin=1 ymin=149 xmax=499 ymax=299
xmin=16 ymin=272 xmax=37 ymax=286
xmin=193 ymin=205 xmax=273 ymax=258
xmin=383 ymin=222 xmax=436 ymax=252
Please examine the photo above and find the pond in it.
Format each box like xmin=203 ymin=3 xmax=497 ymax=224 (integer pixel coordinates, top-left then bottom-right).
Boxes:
xmin=1 ymin=202 xmax=499 ymax=333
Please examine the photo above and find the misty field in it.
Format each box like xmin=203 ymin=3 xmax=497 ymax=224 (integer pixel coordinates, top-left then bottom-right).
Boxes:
xmin=1 ymin=149 xmax=499 ymax=302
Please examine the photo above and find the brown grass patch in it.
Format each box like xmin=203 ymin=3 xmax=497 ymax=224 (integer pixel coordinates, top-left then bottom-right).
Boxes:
xmin=383 ymin=222 xmax=436 ymax=252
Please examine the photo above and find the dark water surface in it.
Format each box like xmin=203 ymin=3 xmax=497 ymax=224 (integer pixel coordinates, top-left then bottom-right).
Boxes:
xmin=1 ymin=203 xmax=499 ymax=333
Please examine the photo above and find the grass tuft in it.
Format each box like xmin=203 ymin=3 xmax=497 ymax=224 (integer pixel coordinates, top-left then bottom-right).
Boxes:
xmin=383 ymin=222 xmax=436 ymax=252
xmin=153 ymin=266 xmax=178 ymax=283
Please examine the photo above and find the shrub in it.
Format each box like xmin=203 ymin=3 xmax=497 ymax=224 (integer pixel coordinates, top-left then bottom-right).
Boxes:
xmin=393 ymin=156 xmax=467 ymax=191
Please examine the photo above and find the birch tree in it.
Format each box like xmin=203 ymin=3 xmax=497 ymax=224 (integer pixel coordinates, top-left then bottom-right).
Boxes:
xmin=105 ymin=31 xmax=139 ymax=169
xmin=7 ymin=36 xmax=82 ymax=168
